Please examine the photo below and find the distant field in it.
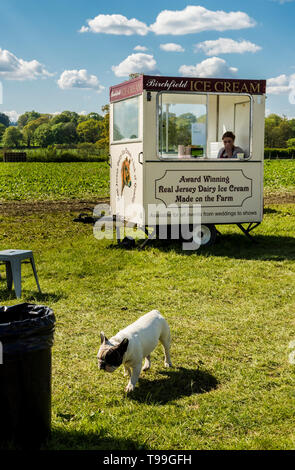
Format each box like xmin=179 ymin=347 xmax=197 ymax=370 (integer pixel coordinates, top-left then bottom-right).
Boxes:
xmin=264 ymin=160 xmax=295 ymax=191
xmin=0 ymin=160 xmax=294 ymax=202
xmin=0 ymin=162 xmax=109 ymax=201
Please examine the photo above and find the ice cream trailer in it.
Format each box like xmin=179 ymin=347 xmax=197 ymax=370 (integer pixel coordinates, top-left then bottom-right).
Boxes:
xmin=109 ymin=75 xmax=266 ymax=247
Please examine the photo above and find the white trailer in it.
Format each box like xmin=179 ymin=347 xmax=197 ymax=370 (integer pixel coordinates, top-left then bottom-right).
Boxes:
xmin=109 ymin=75 xmax=266 ymax=247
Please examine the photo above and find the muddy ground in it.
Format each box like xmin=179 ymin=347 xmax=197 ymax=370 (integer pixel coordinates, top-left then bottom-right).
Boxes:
xmin=0 ymin=193 xmax=294 ymax=216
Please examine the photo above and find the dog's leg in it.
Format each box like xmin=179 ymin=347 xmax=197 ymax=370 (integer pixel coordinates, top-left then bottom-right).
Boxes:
xmin=124 ymin=365 xmax=131 ymax=377
xmin=125 ymin=363 xmax=142 ymax=393
xmin=142 ymin=355 xmax=151 ymax=371
xmin=163 ymin=345 xmax=172 ymax=368
xmin=160 ymin=326 xmax=173 ymax=368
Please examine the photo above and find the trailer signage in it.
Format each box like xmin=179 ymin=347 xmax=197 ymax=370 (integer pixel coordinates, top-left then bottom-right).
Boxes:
xmin=143 ymin=76 xmax=265 ymax=95
xmin=115 ymin=148 xmax=137 ymax=204
xmin=155 ymin=170 xmax=253 ymax=208
xmin=110 ymin=75 xmax=266 ymax=102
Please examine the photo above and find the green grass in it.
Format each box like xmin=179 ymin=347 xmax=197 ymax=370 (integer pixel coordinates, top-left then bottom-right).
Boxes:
xmin=264 ymin=160 xmax=295 ymax=191
xmin=0 ymin=205 xmax=295 ymax=450
xmin=0 ymin=162 xmax=109 ymax=201
xmin=0 ymin=159 xmax=294 ymax=202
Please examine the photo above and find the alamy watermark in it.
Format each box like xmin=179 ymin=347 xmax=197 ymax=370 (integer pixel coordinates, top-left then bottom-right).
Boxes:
xmin=93 ymin=202 xmax=202 ymax=251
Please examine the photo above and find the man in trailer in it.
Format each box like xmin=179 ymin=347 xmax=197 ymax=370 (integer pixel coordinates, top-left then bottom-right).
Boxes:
xmin=217 ymin=131 xmax=247 ymax=159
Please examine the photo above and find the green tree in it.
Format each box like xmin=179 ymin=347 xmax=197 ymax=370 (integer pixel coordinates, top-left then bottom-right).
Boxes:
xmin=87 ymin=112 xmax=103 ymax=122
xmin=2 ymin=126 xmax=23 ymax=147
xmin=264 ymin=114 xmax=295 ymax=148
xmin=288 ymin=119 xmax=295 ymax=137
xmin=0 ymin=123 xmax=6 ymax=141
xmin=50 ymin=113 xmax=71 ymax=126
xmin=76 ymin=119 xmax=101 ymax=143
xmin=160 ymin=112 xmax=177 ymax=150
xmin=50 ymin=111 xmax=80 ymax=127
xmin=62 ymin=122 xmax=78 ymax=144
xmin=0 ymin=112 xmax=10 ymax=127
xmin=22 ymin=116 xmax=52 ymax=147
xmin=17 ymin=111 xmax=41 ymax=128
xmin=277 ymin=119 xmax=293 ymax=147
xmin=287 ymin=137 xmax=295 ymax=147
xmin=95 ymin=105 xmax=109 ymax=149
xmin=34 ymin=123 xmax=54 ymax=147
xmin=265 ymin=114 xmax=283 ymax=147
xmin=51 ymin=122 xmax=78 ymax=144
xmin=23 ymin=120 xmax=40 ymax=147
xmin=60 ymin=111 xmax=79 ymax=125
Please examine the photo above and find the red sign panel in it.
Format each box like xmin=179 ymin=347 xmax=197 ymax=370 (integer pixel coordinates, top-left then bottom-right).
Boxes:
xmin=110 ymin=76 xmax=143 ymax=102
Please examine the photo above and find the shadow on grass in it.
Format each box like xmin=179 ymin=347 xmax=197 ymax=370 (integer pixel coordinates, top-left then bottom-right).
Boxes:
xmin=108 ymin=233 xmax=295 ymax=261
xmin=0 ymin=288 xmax=64 ymax=303
xmin=44 ymin=429 xmax=146 ymax=451
xmin=202 ymin=233 xmax=295 ymax=261
xmin=0 ymin=277 xmax=65 ymax=304
xmin=26 ymin=292 xmax=64 ymax=303
xmin=129 ymin=367 xmax=218 ymax=405
xmin=1 ymin=431 xmax=146 ymax=451
xmin=263 ymin=207 xmax=280 ymax=214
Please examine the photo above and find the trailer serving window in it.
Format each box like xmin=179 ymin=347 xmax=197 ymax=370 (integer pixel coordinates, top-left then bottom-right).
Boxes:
xmin=158 ymin=92 xmax=252 ymax=160
xmin=158 ymin=93 xmax=207 ymax=158
xmin=113 ymin=95 xmax=140 ymax=142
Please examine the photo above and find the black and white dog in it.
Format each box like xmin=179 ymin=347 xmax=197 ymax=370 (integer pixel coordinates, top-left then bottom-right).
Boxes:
xmin=97 ymin=310 xmax=172 ymax=393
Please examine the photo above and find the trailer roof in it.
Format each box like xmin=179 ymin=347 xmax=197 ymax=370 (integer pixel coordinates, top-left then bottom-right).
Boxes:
xmin=110 ymin=75 xmax=266 ymax=102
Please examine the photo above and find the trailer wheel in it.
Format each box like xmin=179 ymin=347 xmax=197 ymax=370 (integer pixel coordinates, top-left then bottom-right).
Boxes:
xmin=120 ymin=236 xmax=135 ymax=249
xmin=193 ymin=224 xmax=217 ymax=246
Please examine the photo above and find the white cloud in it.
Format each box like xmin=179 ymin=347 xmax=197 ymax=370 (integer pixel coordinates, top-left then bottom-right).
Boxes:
xmin=134 ymin=45 xmax=148 ymax=51
xmin=266 ymin=74 xmax=291 ymax=94
xmin=3 ymin=110 xmax=20 ymax=123
xmin=194 ymin=38 xmax=261 ymax=56
xmin=112 ymin=53 xmax=158 ymax=77
xmin=179 ymin=57 xmax=238 ymax=78
xmin=79 ymin=14 xmax=149 ymax=36
xmin=57 ymin=69 xmax=105 ymax=92
xmin=160 ymin=43 xmax=185 ymax=52
xmin=266 ymin=74 xmax=295 ymax=102
xmin=0 ymin=48 xmax=52 ymax=81
xmin=267 ymin=74 xmax=289 ymax=87
xmin=289 ymin=78 xmax=295 ymax=104
xmin=150 ymin=6 xmax=256 ymax=35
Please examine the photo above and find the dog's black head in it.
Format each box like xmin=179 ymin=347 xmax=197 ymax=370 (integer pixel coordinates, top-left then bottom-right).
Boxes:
xmin=97 ymin=332 xmax=129 ymax=373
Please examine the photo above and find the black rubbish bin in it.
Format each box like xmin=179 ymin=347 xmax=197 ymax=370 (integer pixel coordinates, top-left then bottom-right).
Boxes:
xmin=0 ymin=303 xmax=55 ymax=449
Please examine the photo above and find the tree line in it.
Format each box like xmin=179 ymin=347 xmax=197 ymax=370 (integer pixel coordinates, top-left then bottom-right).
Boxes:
xmin=0 ymin=106 xmax=109 ymax=150
xmin=1 ymin=110 xmax=295 ymax=149
xmin=265 ymin=114 xmax=295 ymax=148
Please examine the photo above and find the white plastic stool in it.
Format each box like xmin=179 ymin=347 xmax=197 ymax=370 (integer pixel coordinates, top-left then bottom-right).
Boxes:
xmin=0 ymin=250 xmax=42 ymax=298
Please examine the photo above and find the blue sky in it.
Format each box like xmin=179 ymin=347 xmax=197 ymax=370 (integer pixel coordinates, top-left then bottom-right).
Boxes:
xmin=0 ymin=0 xmax=295 ymax=122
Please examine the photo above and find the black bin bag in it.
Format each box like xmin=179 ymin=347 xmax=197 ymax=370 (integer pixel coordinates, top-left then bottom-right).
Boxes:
xmin=0 ymin=303 xmax=55 ymax=448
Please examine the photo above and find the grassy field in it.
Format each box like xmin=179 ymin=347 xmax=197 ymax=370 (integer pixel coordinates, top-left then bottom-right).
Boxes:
xmin=0 ymin=205 xmax=295 ymax=450
xmin=264 ymin=160 xmax=295 ymax=192
xmin=0 ymin=160 xmax=294 ymax=202
xmin=0 ymin=162 xmax=109 ymax=201
xmin=0 ymin=159 xmax=294 ymax=450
